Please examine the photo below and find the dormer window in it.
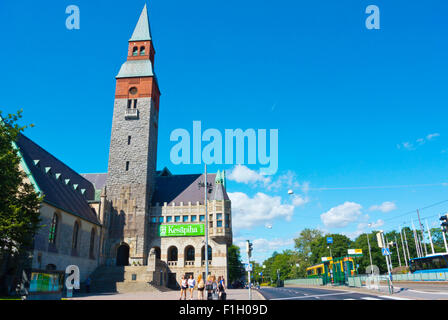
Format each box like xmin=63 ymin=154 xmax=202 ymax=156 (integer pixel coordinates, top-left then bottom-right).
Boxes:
xmin=140 ymin=46 xmax=146 ymax=55
xmin=132 ymin=46 xmax=138 ymax=56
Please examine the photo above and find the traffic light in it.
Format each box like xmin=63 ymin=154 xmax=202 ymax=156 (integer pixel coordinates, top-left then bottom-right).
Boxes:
xmin=440 ymin=215 xmax=448 ymax=233
xmin=246 ymin=240 xmax=253 ymax=258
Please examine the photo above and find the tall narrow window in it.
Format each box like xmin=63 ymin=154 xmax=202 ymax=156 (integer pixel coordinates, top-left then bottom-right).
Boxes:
xmin=217 ymin=213 xmax=223 ymax=228
xmin=49 ymin=213 xmax=58 ymax=244
xmin=89 ymin=228 xmax=95 ymax=259
xmin=140 ymin=46 xmax=146 ymax=55
xmin=72 ymin=222 xmax=79 ymax=250
xmin=133 ymin=99 xmax=138 ymax=109
xmin=126 ymin=161 xmax=130 ymax=171
xmin=132 ymin=46 xmax=138 ymax=56
xmin=127 ymin=99 xmax=132 ymax=109
xmin=128 ymin=136 xmax=131 ymax=145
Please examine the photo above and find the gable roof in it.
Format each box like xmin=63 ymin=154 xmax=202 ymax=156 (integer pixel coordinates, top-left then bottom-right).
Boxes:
xmin=151 ymin=173 xmax=230 ymax=206
xmin=15 ymin=134 xmax=101 ymax=225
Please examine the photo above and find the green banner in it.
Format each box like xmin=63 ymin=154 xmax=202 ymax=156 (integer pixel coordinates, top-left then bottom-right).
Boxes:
xmin=159 ymin=224 xmax=205 ymax=237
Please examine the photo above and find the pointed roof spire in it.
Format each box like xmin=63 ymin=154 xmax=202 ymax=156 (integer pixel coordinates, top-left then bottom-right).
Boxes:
xmin=130 ymin=4 xmax=152 ymax=41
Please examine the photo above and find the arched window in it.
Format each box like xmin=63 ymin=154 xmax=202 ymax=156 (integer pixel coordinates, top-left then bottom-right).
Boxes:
xmin=152 ymin=247 xmax=161 ymax=259
xmin=185 ymin=246 xmax=195 ymax=261
xmin=72 ymin=221 xmax=80 ymax=250
xmin=201 ymin=245 xmax=212 ymax=261
xmin=49 ymin=213 xmax=58 ymax=244
xmin=139 ymin=46 xmax=146 ymax=55
xmin=132 ymin=46 xmax=138 ymax=56
xmin=89 ymin=228 xmax=96 ymax=259
xmin=168 ymin=246 xmax=178 ymax=261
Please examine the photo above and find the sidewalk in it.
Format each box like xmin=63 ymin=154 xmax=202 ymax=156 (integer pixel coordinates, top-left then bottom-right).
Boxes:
xmin=284 ymin=282 xmax=448 ymax=300
xmin=69 ymin=288 xmax=265 ymax=300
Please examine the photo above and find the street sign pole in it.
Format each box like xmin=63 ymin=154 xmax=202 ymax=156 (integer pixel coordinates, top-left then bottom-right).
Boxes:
xmin=366 ymin=233 xmax=373 ymax=275
xmin=381 ymin=232 xmax=393 ymax=294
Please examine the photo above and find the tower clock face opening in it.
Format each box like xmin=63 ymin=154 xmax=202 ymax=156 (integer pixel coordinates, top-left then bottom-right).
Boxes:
xmin=129 ymin=87 xmax=138 ymax=95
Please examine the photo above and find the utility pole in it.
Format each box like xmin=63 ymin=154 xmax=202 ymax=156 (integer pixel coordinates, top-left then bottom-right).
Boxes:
xmin=403 ymin=226 xmax=411 ymax=261
xmin=246 ymin=240 xmax=253 ymax=300
xmin=395 ymin=236 xmax=401 ymax=267
xmin=399 ymin=226 xmax=408 ymax=267
xmin=204 ymin=165 xmax=209 ymax=279
xmin=426 ymin=220 xmax=435 ymax=255
xmin=417 ymin=210 xmax=428 ymax=256
xmin=366 ymin=231 xmax=374 ymax=275
xmin=412 ymin=220 xmax=421 ymax=258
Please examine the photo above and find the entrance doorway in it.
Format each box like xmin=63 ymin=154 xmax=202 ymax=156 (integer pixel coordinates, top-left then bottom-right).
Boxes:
xmin=168 ymin=273 xmax=178 ymax=289
xmin=116 ymin=243 xmax=129 ymax=266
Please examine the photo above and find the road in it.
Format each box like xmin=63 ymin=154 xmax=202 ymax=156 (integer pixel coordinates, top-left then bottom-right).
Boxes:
xmin=258 ymin=286 xmax=408 ymax=300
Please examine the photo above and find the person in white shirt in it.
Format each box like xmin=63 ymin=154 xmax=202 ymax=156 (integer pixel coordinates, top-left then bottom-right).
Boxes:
xmin=179 ymin=275 xmax=187 ymax=300
xmin=187 ymin=275 xmax=196 ymax=300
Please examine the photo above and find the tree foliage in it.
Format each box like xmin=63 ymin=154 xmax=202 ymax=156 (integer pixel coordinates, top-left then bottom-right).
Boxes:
xmin=0 ymin=110 xmax=42 ymax=256
xmin=227 ymin=244 xmax=244 ymax=283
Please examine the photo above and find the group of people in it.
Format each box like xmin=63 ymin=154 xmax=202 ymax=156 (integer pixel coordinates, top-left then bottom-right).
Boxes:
xmin=179 ymin=274 xmax=226 ymax=300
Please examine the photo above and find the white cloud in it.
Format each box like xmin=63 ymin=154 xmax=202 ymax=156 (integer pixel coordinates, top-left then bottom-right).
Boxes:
xmin=398 ymin=133 xmax=440 ymax=151
xmin=292 ymin=195 xmax=309 ymax=207
xmin=370 ymin=219 xmax=384 ymax=228
xmin=235 ymin=237 xmax=294 ymax=254
xmin=320 ymin=202 xmax=363 ymax=228
xmin=227 ymin=165 xmax=270 ymax=185
xmin=427 ymin=133 xmax=440 ymax=141
xmin=369 ymin=201 xmax=397 ymax=213
xmin=228 ymin=192 xmax=295 ymax=230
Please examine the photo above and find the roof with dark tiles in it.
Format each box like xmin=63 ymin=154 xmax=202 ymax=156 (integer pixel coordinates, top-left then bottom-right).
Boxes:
xmin=151 ymin=173 xmax=230 ymax=206
xmin=15 ymin=134 xmax=100 ymax=225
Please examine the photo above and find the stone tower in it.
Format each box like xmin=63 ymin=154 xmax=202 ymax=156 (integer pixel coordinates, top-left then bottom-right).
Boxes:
xmin=106 ymin=4 xmax=160 ymax=265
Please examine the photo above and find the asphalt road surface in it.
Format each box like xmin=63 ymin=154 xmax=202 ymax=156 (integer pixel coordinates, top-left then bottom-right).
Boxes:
xmin=258 ymin=286 xmax=408 ymax=300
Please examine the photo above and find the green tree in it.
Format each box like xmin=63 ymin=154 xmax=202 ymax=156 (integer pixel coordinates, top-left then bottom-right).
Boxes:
xmin=0 ymin=110 xmax=42 ymax=294
xmin=309 ymin=233 xmax=351 ymax=265
xmin=227 ymin=244 xmax=244 ymax=284
xmin=293 ymin=228 xmax=323 ymax=277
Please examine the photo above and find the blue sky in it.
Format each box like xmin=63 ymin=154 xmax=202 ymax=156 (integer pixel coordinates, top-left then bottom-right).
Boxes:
xmin=1 ymin=1 xmax=448 ymax=262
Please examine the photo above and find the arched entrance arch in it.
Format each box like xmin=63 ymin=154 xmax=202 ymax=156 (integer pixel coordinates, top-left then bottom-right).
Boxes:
xmin=116 ymin=243 xmax=130 ymax=266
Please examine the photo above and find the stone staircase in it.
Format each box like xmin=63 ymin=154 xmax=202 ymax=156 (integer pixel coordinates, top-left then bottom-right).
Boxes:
xmin=89 ymin=266 xmax=171 ymax=294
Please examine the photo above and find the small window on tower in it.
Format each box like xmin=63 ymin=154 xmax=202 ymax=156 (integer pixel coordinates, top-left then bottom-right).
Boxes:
xmin=133 ymin=99 xmax=138 ymax=109
xmin=128 ymin=136 xmax=131 ymax=145
xmin=127 ymin=100 xmax=132 ymax=109
xmin=140 ymin=46 xmax=146 ymax=55
xmin=126 ymin=161 xmax=130 ymax=171
xmin=132 ymin=46 xmax=138 ymax=56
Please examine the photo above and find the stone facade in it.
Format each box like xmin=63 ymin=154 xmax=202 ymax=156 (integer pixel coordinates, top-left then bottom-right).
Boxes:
xmin=31 ymin=203 xmax=101 ymax=282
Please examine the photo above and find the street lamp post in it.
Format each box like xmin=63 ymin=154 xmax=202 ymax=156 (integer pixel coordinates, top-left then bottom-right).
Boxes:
xmin=367 ymin=223 xmax=374 ymax=275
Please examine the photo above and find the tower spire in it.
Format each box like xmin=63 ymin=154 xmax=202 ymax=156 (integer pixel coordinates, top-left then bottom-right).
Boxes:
xmin=130 ymin=4 xmax=152 ymax=41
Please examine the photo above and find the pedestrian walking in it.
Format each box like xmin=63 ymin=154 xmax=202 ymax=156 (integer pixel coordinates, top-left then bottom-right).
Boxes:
xmin=179 ymin=275 xmax=187 ymax=300
xmin=197 ymin=274 xmax=205 ymax=300
xmin=187 ymin=275 xmax=196 ymax=300
xmin=217 ymin=276 xmax=226 ymax=300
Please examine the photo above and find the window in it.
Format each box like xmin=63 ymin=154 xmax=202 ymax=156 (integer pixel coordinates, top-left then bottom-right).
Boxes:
xmin=199 ymin=215 xmax=205 ymax=222
xmin=128 ymin=136 xmax=131 ymax=145
xmin=185 ymin=246 xmax=195 ymax=261
xmin=168 ymin=246 xmax=178 ymax=261
xmin=159 ymin=216 xmax=164 ymax=223
xmin=166 ymin=216 xmax=172 ymax=223
xmin=209 ymin=214 xmax=213 ymax=228
xmin=217 ymin=213 xmax=223 ymax=227
xmin=49 ymin=213 xmax=58 ymax=244
xmin=133 ymin=99 xmax=138 ymax=109
xmin=225 ymin=214 xmax=230 ymax=228
xmin=151 ymin=217 xmax=157 ymax=223
xmin=72 ymin=222 xmax=80 ymax=250
xmin=175 ymin=216 xmax=181 ymax=222
xmin=191 ymin=215 xmax=197 ymax=222
xmin=140 ymin=46 xmax=146 ymax=55
xmin=127 ymin=99 xmax=132 ymax=109
xmin=126 ymin=161 xmax=130 ymax=171
xmin=183 ymin=215 xmax=188 ymax=222
xmin=132 ymin=46 xmax=138 ymax=56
